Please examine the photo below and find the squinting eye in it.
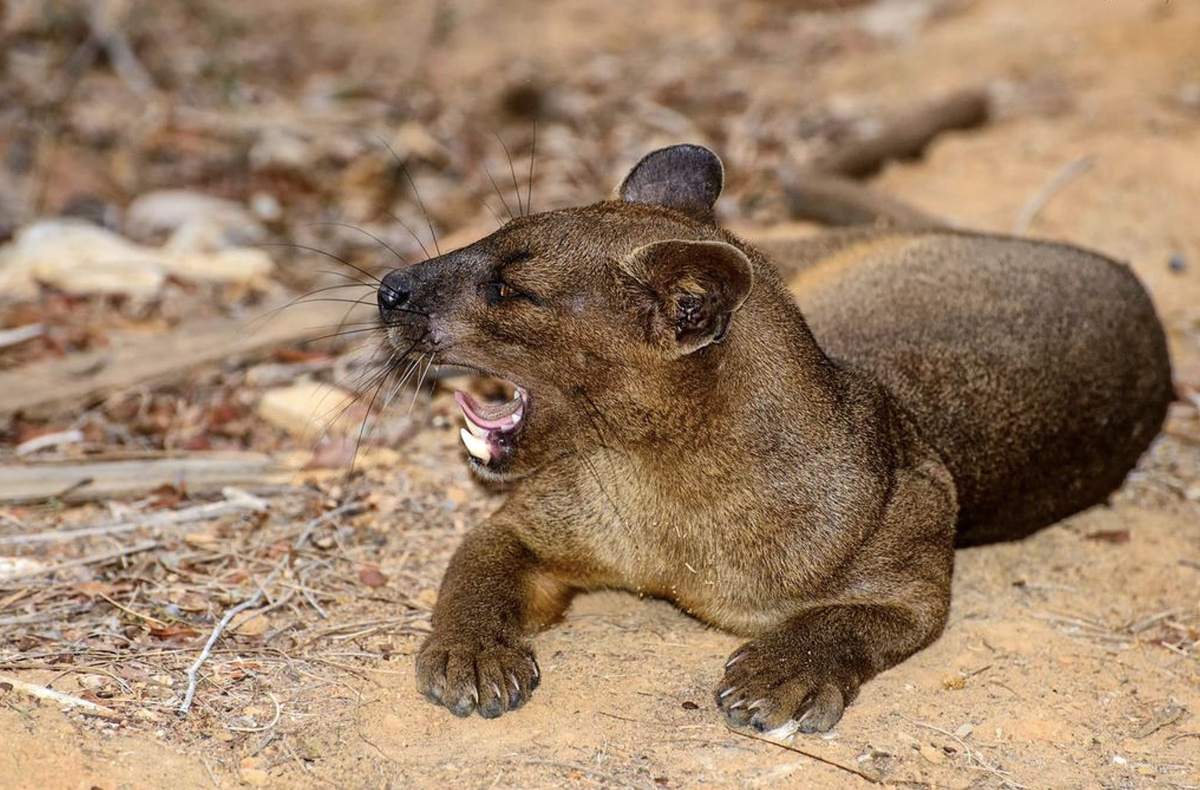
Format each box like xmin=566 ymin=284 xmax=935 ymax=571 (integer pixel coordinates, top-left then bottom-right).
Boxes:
xmin=486 ymin=279 xmax=528 ymax=305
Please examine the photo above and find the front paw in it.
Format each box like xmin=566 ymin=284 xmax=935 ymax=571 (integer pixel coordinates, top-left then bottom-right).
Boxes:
xmin=415 ymin=632 xmax=540 ymax=719
xmin=715 ymin=633 xmax=864 ymax=736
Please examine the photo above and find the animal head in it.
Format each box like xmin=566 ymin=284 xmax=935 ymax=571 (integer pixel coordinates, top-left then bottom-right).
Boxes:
xmin=377 ymin=145 xmax=756 ymax=481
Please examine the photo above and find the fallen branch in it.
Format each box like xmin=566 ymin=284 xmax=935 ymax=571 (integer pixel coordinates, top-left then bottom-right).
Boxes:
xmin=2 ymin=540 xmax=157 ymax=583
xmin=0 ymin=491 xmax=269 ymax=546
xmin=0 ymin=324 xmax=45 ymax=350
xmin=815 ymin=87 xmax=991 ymax=179
xmin=0 ymin=454 xmax=285 ymax=505
xmin=0 ymin=674 xmax=119 ymax=718
xmin=784 ymin=87 xmax=990 ymax=228
xmin=0 ymin=297 xmax=347 ymax=422
xmin=15 ymin=429 xmax=84 ymax=457
xmin=782 ymin=171 xmax=945 ymax=228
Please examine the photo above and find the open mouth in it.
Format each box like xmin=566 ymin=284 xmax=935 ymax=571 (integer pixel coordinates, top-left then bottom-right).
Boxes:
xmin=455 ymin=383 xmax=527 ymax=468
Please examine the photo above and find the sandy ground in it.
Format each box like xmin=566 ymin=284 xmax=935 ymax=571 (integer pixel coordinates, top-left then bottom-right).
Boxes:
xmin=3 ymin=0 xmax=1200 ymax=788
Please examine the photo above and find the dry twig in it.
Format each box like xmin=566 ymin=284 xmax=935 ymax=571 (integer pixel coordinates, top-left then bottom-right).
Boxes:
xmin=901 ymin=715 xmax=1026 ymax=790
xmin=177 ymin=503 xmax=361 ymax=715
xmin=0 ymin=674 xmax=119 ymax=718
xmin=815 ymin=88 xmax=991 ymax=178
xmin=783 ymin=88 xmax=991 ymax=228
xmin=0 ymin=324 xmax=45 ymax=350
xmin=1013 ymin=156 xmax=1094 ymax=234
xmin=2 ymin=540 xmax=158 ymax=583
xmin=725 ymin=726 xmax=884 ymax=784
xmin=0 ymin=494 xmax=268 ymax=546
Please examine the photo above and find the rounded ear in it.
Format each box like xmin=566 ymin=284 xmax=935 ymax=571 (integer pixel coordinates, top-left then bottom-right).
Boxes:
xmin=620 ymin=239 xmax=753 ymax=355
xmin=617 ymin=144 xmax=724 ymax=223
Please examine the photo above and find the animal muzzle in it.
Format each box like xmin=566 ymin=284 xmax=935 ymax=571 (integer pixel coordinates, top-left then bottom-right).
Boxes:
xmin=378 ymin=268 xmax=414 ymax=315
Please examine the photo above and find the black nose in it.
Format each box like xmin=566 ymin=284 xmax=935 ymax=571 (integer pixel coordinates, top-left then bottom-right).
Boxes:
xmin=378 ymin=269 xmax=412 ymax=312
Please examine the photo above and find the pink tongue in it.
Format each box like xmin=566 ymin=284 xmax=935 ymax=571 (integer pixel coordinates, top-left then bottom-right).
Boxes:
xmin=455 ymin=390 xmax=521 ymax=429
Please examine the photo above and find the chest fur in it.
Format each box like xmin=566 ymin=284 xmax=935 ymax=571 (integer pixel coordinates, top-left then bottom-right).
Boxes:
xmin=523 ymin=452 xmax=885 ymax=634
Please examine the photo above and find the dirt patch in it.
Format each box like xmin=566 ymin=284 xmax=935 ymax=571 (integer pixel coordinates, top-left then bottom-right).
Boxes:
xmin=2 ymin=0 xmax=1199 ymax=788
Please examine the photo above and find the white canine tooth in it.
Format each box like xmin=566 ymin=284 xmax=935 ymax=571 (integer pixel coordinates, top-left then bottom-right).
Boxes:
xmin=510 ymin=411 xmax=521 ymax=425
xmin=460 ymin=428 xmax=492 ymax=462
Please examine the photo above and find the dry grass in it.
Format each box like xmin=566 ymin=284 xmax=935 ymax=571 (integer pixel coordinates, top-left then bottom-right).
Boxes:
xmin=0 ymin=468 xmax=446 ymax=740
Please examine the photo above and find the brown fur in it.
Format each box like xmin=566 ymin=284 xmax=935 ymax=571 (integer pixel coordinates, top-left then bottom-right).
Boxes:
xmin=786 ymin=229 xmax=1172 ymax=546
xmin=375 ymin=145 xmax=1171 ymax=732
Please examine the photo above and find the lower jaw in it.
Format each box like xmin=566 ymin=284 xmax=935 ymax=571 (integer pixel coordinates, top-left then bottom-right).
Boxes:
xmin=467 ymin=454 xmax=521 ymax=483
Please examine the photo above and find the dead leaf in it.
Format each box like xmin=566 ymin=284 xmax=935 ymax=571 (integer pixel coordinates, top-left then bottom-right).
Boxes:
xmin=147 ymin=482 xmax=186 ymax=509
xmin=72 ymin=581 xmax=116 ymax=599
xmin=149 ymin=624 xmax=201 ymax=641
xmin=359 ymin=566 xmax=388 ymax=588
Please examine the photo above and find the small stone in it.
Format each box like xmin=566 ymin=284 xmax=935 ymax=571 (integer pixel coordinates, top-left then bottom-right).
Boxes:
xmin=125 ymin=190 xmax=263 ymax=247
xmin=0 ymin=218 xmax=272 ymax=300
xmin=249 ymin=192 xmax=282 ymax=223
xmin=239 ymin=767 xmax=270 ymax=787
xmin=0 ymin=220 xmax=164 ymax=298
xmin=1179 ymin=83 xmax=1200 ymax=110
xmin=250 ymin=128 xmax=317 ymax=171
